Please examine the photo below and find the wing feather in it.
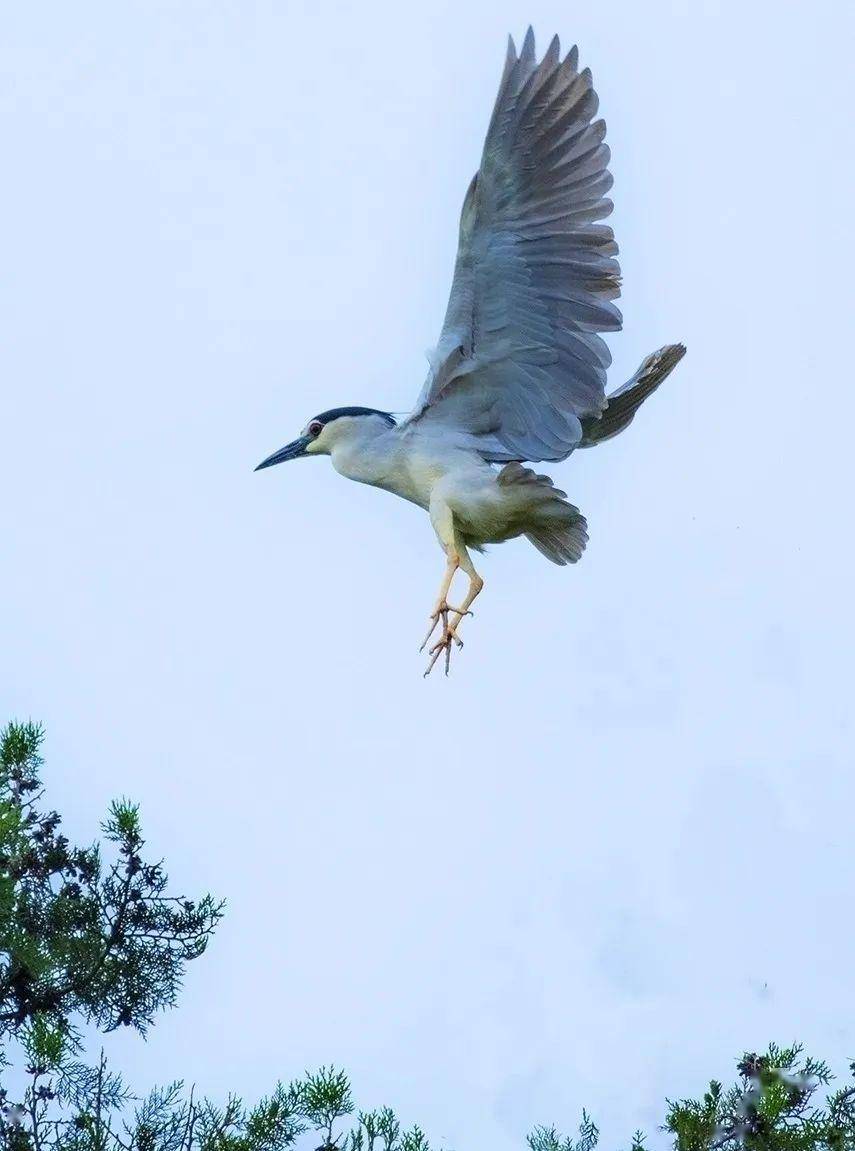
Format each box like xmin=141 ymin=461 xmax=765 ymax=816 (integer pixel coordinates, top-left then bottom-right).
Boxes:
xmin=406 ymin=30 xmax=621 ymax=462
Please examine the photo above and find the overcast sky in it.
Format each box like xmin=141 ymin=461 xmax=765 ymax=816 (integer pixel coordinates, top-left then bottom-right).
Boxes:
xmin=2 ymin=1 xmax=854 ymax=1146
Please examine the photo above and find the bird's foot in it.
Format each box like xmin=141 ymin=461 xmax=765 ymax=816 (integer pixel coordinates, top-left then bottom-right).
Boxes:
xmin=419 ymin=603 xmax=471 ymax=654
xmin=423 ymin=628 xmax=458 ymax=677
xmin=421 ymin=605 xmax=471 ymax=677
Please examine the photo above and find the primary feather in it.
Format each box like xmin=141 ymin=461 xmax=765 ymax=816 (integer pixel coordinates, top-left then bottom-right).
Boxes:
xmin=405 ymin=27 xmax=621 ymax=463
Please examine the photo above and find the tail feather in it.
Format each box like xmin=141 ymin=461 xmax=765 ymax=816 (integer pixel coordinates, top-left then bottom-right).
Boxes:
xmin=580 ymin=342 xmax=686 ymax=448
xmin=497 ymin=462 xmax=588 ymax=565
xmin=525 ymin=519 xmax=588 ymax=565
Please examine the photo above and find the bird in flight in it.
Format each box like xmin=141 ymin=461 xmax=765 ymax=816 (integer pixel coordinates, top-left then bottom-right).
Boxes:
xmin=256 ymin=28 xmax=685 ymax=675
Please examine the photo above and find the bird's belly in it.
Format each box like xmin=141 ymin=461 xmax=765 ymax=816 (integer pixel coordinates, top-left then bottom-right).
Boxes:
xmin=454 ymin=496 xmax=523 ymax=544
xmin=440 ymin=470 xmax=529 ymax=545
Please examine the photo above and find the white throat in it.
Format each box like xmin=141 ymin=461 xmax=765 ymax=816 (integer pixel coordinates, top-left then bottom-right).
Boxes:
xmin=322 ymin=415 xmax=398 ymax=487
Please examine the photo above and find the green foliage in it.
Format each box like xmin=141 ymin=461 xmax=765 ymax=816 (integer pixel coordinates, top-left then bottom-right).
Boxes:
xmin=0 ymin=1057 xmax=425 ymax=1151
xmin=665 ymin=1044 xmax=855 ymax=1151
xmin=0 ymin=723 xmax=438 ymax=1151
xmin=300 ymin=1066 xmax=354 ymax=1145
xmin=354 ymin=1107 xmax=401 ymax=1151
xmin=4 ymin=721 xmax=855 ymax=1151
xmin=528 ymin=1111 xmax=599 ymax=1151
xmin=0 ymin=721 xmax=224 ymax=1037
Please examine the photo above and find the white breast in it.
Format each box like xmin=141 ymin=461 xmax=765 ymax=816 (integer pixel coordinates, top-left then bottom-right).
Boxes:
xmin=331 ymin=424 xmax=482 ymax=511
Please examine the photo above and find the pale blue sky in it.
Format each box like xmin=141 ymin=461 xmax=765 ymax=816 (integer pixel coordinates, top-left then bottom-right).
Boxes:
xmin=2 ymin=1 xmax=854 ymax=1147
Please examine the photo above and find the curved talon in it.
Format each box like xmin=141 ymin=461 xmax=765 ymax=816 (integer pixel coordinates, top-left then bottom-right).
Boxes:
xmin=424 ymin=624 xmax=465 ymax=676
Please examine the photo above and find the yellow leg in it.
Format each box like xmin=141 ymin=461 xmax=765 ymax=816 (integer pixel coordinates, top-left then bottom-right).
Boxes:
xmin=419 ymin=551 xmax=471 ymax=652
xmin=446 ymin=570 xmax=484 ymax=640
xmin=432 ymin=551 xmax=459 ymax=616
xmin=423 ymin=554 xmax=484 ymax=677
xmin=422 ymin=498 xmax=484 ymax=676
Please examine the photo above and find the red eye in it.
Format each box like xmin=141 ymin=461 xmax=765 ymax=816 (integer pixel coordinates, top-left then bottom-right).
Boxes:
xmin=308 ymin=421 xmax=323 ymax=437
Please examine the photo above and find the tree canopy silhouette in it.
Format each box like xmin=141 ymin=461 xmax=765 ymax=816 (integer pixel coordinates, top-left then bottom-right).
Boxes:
xmin=2 ymin=721 xmax=854 ymax=1151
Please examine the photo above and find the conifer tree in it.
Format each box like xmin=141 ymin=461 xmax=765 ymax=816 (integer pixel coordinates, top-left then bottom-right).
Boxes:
xmin=3 ymin=721 xmax=855 ymax=1151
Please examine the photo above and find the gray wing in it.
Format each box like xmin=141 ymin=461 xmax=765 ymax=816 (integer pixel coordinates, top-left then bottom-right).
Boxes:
xmin=405 ymin=29 xmax=621 ymax=462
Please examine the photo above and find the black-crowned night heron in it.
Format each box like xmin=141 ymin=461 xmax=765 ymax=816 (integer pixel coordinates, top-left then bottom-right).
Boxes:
xmin=256 ymin=29 xmax=685 ymax=675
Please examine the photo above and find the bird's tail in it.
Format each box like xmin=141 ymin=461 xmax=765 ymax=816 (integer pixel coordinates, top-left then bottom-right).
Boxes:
xmin=498 ymin=462 xmax=588 ymax=566
xmin=579 ymin=342 xmax=686 ymax=448
xmin=525 ymin=518 xmax=588 ymax=565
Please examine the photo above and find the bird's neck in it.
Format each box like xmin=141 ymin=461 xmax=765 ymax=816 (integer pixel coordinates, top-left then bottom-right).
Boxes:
xmin=329 ymin=418 xmax=398 ymax=488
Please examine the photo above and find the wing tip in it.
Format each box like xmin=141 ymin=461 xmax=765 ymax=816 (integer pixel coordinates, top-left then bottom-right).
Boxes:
xmin=510 ymin=27 xmax=573 ymax=72
xmin=667 ymin=341 xmax=688 ymax=364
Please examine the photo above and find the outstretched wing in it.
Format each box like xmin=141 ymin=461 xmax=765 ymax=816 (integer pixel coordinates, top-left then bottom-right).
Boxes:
xmin=405 ymin=29 xmax=621 ymax=462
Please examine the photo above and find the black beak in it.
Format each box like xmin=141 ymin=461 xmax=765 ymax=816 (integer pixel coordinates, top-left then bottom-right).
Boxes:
xmin=254 ymin=436 xmax=312 ymax=471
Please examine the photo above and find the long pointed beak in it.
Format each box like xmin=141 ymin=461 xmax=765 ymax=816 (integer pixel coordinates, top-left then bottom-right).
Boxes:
xmin=254 ymin=436 xmax=311 ymax=471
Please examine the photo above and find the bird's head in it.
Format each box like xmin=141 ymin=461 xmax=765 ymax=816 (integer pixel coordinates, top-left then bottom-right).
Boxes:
xmin=254 ymin=406 xmax=397 ymax=471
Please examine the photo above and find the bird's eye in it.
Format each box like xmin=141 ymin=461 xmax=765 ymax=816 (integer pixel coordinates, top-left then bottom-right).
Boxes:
xmin=308 ymin=421 xmax=323 ymax=437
